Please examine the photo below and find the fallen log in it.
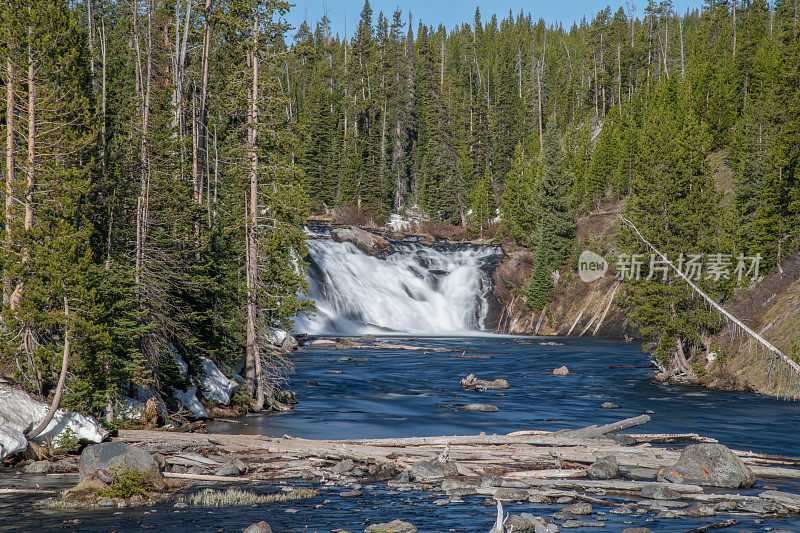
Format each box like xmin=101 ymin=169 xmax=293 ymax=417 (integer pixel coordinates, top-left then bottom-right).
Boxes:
xmin=163 ymin=472 xmax=252 ymax=483
xmin=560 ymin=415 xmax=651 ymax=439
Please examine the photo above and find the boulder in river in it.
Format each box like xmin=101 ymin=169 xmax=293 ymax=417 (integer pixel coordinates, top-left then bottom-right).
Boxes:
xmin=331 ymin=227 xmax=391 ymax=256
xmin=460 ymin=374 xmax=510 ymax=390
xmin=587 ymin=455 xmax=619 ymax=479
xmin=600 ymin=401 xmax=620 ymax=409
xmin=659 ymin=443 xmax=755 ymax=488
xmin=243 ymin=522 xmax=273 ymax=533
xmin=409 ymin=460 xmax=458 ymax=481
xmin=504 ymin=513 xmax=554 ymax=532
xmin=552 ymin=366 xmax=570 ymax=376
xmin=0 ymin=383 xmax=107 ymax=459
xmin=459 ymin=403 xmax=499 ymax=412
xmin=365 ymin=519 xmax=417 ymax=533
xmin=79 ymin=442 xmax=160 ymax=482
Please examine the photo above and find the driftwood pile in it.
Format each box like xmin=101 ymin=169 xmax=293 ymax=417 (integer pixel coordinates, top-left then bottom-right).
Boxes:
xmin=114 ymin=414 xmax=800 ymax=528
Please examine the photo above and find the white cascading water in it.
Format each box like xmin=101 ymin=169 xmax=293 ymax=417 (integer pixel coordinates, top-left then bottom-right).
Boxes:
xmin=296 ymin=232 xmax=502 ymax=335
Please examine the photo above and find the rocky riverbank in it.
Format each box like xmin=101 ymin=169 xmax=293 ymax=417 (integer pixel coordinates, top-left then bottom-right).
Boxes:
xmin=11 ymin=413 xmax=799 ymax=532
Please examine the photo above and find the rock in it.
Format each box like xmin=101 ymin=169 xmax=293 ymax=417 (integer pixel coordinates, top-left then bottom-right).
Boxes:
xmin=600 ymin=402 xmax=620 ymax=409
xmin=505 ymin=515 xmax=537 ymax=532
xmin=441 ymin=479 xmax=476 ymax=495
xmin=215 ymin=458 xmax=246 ymax=477
xmin=459 ymin=374 xmax=510 ymax=390
xmin=52 ymin=458 xmax=78 ymax=473
xmin=265 ymin=327 xmax=288 ymax=346
xmin=562 ymin=520 xmax=604 ymax=528
xmin=681 ymin=505 xmax=715 ymax=517
xmin=98 ymin=498 xmax=115 ymax=507
xmin=118 ymin=396 xmax=146 ymax=421
xmin=493 ymin=488 xmax=530 ymax=501
xmin=564 ymin=501 xmax=592 ymax=515
xmin=459 ymin=403 xmax=499 ymax=412
xmin=23 ymin=460 xmax=52 ymax=474
xmin=409 ymin=460 xmax=458 ymax=481
xmin=587 ymin=455 xmax=619 ymax=480
xmin=199 ymin=357 xmax=239 ymax=405
xmin=659 ymin=443 xmax=755 ymax=488
xmin=359 ymin=334 xmax=377 ymax=344
xmin=624 ymin=467 xmax=656 ymax=481
xmin=331 ymin=227 xmax=391 ymax=256
xmin=621 ymin=529 xmax=653 ymax=533
xmin=243 ymin=521 xmax=273 ymax=533
xmin=552 ymin=366 xmax=570 ymax=376
xmin=79 ymin=442 xmax=160 ymax=482
xmin=171 ymin=386 xmax=207 ymax=418
xmin=0 ymin=383 xmax=107 ymax=459
xmin=281 ymin=334 xmax=299 ymax=351
xmin=364 ymin=519 xmax=417 ymax=533
xmin=332 ymin=458 xmax=355 ymax=474
xmin=640 ymin=484 xmax=680 ymax=500
xmin=609 ymin=506 xmax=633 ymax=515
xmin=340 ymin=489 xmax=362 ymax=497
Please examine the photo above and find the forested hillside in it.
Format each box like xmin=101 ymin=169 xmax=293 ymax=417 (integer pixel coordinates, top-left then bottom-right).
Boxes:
xmin=286 ymin=0 xmax=800 ymax=383
xmin=1 ymin=0 xmax=799 ymax=423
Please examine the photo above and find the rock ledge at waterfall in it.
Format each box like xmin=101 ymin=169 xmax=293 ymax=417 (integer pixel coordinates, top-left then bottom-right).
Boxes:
xmin=330 ymin=226 xmax=391 ymax=256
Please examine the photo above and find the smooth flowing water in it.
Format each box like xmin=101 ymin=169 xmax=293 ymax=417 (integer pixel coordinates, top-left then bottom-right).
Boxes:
xmin=5 ymin=237 xmax=800 ymax=532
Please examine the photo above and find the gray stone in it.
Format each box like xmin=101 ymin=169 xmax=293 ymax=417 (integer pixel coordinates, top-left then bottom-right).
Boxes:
xmin=441 ymin=479 xmax=476 ymax=495
xmin=600 ymin=402 xmax=620 ymax=409
xmin=459 ymin=374 xmax=510 ymax=390
xmin=79 ymin=442 xmax=159 ymax=481
xmin=409 ymin=460 xmax=457 ymax=481
xmin=280 ymin=334 xmax=299 ymax=350
xmin=243 ymin=521 xmax=273 ymax=533
xmin=331 ymin=227 xmax=391 ymax=256
xmin=505 ymin=515 xmax=537 ymax=532
xmin=332 ymin=458 xmax=355 ymax=474
xmin=501 ymin=479 xmax=531 ymax=489
xmin=552 ymin=366 xmax=570 ymax=376
xmin=359 ymin=334 xmax=377 ymax=344
xmin=681 ymin=505 xmax=715 ymax=517
xmin=609 ymin=506 xmax=633 ymax=515
xmin=340 ymin=489 xmax=362 ymax=497
xmin=23 ymin=460 xmax=52 ymax=474
xmin=624 ymin=467 xmax=656 ymax=481
xmin=459 ymin=403 xmax=499 ymax=412
xmin=215 ymin=458 xmax=245 ymax=476
xmin=493 ymin=487 xmax=530 ymax=501
xmin=364 ymin=519 xmax=417 ymax=533
xmin=564 ymin=501 xmax=592 ymax=515
xmin=659 ymin=443 xmax=755 ymax=488
xmin=587 ymin=455 xmax=619 ymax=480
xmin=562 ymin=520 xmax=604 ymax=528
xmin=97 ymin=498 xmax=115 ymax=507
xmin=655 ymin=510 xmax=679 ymax=519
xmin=640 ymin=484 xmax=680 ymax=500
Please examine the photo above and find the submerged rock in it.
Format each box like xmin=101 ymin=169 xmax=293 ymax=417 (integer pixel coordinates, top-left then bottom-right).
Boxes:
xmin=331 ymin=227 xmax=391 ymax=256
xmin=659 ymin=443 xmax=755 ymax=488
xmin=460 ymin=403 xmax=499 ymax=412
xmin=600 ymin=402 xmax=620 ymax=409
xmin=0 ymin=383 xmax=107 ymax=459
xmin=552 ymin=366 xmax=570 ymax=376
xmin=365 ymin=519 xmax=417 ymax=533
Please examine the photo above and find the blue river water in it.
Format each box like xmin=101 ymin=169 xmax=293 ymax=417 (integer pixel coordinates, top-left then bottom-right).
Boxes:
xmin=3 ymin=336 xmax=800 ymax=532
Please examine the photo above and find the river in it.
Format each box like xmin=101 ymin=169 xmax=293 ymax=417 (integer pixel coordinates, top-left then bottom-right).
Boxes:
xmin=5 ymin=336 xmax=800 ymax=532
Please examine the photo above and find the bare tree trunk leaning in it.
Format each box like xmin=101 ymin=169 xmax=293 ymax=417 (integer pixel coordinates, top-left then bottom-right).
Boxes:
xmin=27 ymin=296 xmax=71 ymax=440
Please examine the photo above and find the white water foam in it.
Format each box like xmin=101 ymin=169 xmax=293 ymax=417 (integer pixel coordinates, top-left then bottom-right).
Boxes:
xmin=296 ymin=238 xmax=501 ymax=335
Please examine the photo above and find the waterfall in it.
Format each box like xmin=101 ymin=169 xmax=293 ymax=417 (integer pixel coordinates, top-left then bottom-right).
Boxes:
xmin=296 ymin=229 xmax=503 ymax=335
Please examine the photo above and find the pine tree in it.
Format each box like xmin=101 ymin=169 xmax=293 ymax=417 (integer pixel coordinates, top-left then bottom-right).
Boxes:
xmin=536 ymin=117 xmax=576 ymax=268
xmin=497 ymin=142 xmax=536 ymax=244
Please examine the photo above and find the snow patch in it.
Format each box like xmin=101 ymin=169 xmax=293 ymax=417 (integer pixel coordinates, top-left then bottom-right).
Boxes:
xmin=0 ymin=383 xmax=107 ymax=459
xmin=171 ymin=386 xmax=207 ymax=418
xmin=199 ymin=357 xmax=238 ymax=405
